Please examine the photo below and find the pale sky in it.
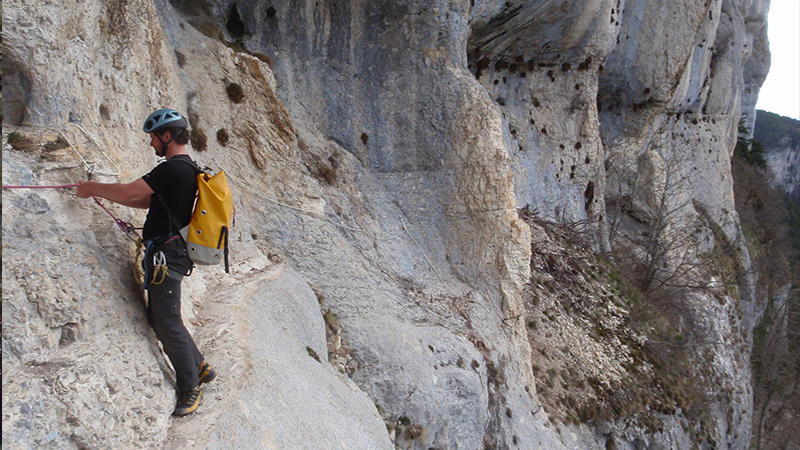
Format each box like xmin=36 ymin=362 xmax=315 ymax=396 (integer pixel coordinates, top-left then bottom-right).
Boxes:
xmin=755 ymin=0 xmax=800 ymax=120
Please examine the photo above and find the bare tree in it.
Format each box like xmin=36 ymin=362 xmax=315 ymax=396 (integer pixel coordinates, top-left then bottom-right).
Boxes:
xmin=752 ymin=280 xmax=800 ymax=450
xmin=605 ymin=146 xmax=713 ymax=296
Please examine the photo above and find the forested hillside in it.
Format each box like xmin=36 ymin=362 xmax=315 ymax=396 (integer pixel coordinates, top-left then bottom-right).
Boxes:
xmin=739 ymin=110 xmax=800 ymax=449
xmin=755 ymin=110 xmax=800 ymax=151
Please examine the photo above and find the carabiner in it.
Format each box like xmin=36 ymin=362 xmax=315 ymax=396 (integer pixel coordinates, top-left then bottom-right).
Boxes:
xmin=150 ymin=251 xmax=169 ymax=285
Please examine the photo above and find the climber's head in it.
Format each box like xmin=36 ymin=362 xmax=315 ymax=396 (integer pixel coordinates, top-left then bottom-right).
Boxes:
xmin=143 ymin=108 xmax=190 ymax=157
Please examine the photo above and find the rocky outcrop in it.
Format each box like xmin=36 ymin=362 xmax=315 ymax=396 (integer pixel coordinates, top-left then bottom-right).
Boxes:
xmin=2 ymin=0 xmax=771 ymax=449
xmin=757 ymin=111 xmax=800 ymax=200
xmin=766 ymin=142 xmax=800 ymax=198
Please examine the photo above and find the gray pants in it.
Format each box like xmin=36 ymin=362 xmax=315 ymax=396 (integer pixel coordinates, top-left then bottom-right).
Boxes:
xmin=147 ymin=273 xmax=204 ymax=392
xmin=143 ymin=237 xmax=202 ymax=392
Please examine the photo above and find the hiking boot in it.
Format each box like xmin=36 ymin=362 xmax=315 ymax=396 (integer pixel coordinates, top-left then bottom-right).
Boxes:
xmin=198 ymin=361 xmax=217 ymax=386
xmin=173 ymin=387 xmax=203 ymax=416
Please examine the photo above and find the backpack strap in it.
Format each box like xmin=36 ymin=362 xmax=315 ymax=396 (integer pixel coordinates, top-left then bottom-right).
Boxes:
xmin=160 ymin=158 xmax=233 ymax=274
xmin=169 ymin=155 xmax=204 ymax=174
xmin=156 ymin=156 xmax=201 ymax=237
xmin=218 ymin=226 xmax=230 ymax=273
xmin=157 ymin=193 xmax=184 ymax=237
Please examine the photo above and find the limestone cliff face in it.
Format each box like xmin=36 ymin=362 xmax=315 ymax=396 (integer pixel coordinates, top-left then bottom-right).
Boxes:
xmin=767 ymin=142 xmax=800 ymax=199
xmin=759 ymin=116 xmax=800 ymax=200
xmin=2 ymin=0 xmax=769 ymax=449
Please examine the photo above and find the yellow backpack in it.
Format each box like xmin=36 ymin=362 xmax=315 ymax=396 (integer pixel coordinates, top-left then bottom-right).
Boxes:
xmin=160 ymin=159 xmax=235 ymax=273
xmin=180 ymin=169 xmax=235 ymax=272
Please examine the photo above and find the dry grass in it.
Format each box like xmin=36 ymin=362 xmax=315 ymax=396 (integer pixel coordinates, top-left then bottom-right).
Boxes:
xmin=226 ymin=82 xmax=245 ymax=104
xmin=520 ymin=209 xmax=716 ymax=437
xmin=216 ymin=128 xmax=229 ymax=146
xmin=7 ymin=132 xmax=37 ymax=151
xmin=191 ymin=129 xmax=208 ymax=152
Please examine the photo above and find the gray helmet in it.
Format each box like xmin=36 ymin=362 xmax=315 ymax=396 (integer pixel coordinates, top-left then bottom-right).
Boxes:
xmin=142 ymin=108 xmax=189 ymax=133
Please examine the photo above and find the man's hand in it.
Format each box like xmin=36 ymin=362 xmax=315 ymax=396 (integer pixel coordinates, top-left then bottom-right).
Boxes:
xmin=76 ymin=180 xmax=96 ymax=199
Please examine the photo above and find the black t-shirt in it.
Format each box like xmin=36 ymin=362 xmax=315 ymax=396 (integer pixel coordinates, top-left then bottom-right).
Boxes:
xmin=141 ymin=155 xmax=198 ymax=241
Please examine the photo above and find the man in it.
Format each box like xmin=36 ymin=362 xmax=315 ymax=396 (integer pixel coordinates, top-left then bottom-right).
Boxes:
xmin=76 ymin=108 xmax=216 ymax=416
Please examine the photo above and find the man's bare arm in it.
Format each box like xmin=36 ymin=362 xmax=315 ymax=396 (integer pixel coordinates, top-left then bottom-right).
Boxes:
xmin=118 ymin=195 xmax=151 ymax=209
xmin=76 ymin=178 xmax=154 ymax=209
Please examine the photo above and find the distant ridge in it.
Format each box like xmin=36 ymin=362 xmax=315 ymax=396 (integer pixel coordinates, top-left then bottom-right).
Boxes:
xmin=755 ymin=109 xmax=800 ymax=149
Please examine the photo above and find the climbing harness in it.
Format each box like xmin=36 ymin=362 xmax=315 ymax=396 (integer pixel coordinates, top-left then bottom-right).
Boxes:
xmin=140 ymin=236 xmax=185 ymax=289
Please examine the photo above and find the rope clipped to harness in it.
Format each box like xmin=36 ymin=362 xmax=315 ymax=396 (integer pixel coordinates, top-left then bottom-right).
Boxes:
xmin=90 ymin=195 xmax=142 ymax=242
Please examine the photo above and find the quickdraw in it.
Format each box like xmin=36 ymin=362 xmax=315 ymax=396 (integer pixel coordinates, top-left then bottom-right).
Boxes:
xmin=150 ymin=251 xmax=169 ymax=286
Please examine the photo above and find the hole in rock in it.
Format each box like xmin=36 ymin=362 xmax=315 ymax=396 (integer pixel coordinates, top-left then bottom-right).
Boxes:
xmin=227 ymin=3 xmax=246 ymax=39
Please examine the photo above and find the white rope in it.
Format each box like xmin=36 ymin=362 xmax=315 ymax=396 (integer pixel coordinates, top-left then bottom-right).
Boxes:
xmin=20 ymin=122 xmax=121 ymax=177
xmin=70 ymin=123 xmax=121 ymax=176
xmin=217 ymin=165 xmax=526 ymax=326
xmin=400 ymin=217 xmax=445 ymax=286
xmin=233 ymin=177 xmax=407 ymax=241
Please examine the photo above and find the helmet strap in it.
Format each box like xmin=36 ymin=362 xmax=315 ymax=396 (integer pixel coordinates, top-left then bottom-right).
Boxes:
xmin=158 ymin=128 xmax=184 ymax=146
xmin=153 ymin=133 xmax=170 ymax=158
xmin=155 ymin=129 xmax=185 ymax=156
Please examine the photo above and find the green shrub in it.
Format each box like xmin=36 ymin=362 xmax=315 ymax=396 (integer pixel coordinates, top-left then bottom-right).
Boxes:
xmin=305 ymin=346 xmax=320 ymax=362
xmin=7 ymin=131 xmax=23 ymax=143
xmin=735 ymin=119 xmax=767 ymax=169
xmin=7 ymin=132 xmax=36 ymax=150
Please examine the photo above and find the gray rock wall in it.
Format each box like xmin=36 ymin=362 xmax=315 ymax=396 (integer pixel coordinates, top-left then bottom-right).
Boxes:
xmin=765 ymin=139 xmax=800 ymax=199
xmin=3 ymin=0 xmax=770 ymax=448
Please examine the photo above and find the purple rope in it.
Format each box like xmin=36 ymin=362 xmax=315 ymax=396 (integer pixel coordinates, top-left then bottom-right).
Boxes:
xmin=3 ymin=183 xmax=141 ymax=233
xmin=91 ymin=196 xmax=142 ymax=232
xmin=2 ymin=184 xmax=79 ymax=189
